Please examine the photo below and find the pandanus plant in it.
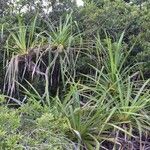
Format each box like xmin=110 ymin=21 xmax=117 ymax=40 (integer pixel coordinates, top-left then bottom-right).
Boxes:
xmin=4 ymin=13 xmax=81 ymax=97
xmin=80 ymin=32 xmax=150 ymax=149
xmin=3 ymin=15 xmax=46 ymax=96
xmin=43 ymin=13 xmax=82 ymax=95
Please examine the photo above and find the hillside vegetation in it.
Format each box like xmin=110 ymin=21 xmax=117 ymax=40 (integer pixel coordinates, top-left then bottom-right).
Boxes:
xmin=0 ymin=0 xmax=150 ymax=149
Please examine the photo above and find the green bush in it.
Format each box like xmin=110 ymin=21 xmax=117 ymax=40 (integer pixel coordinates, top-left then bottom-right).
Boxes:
xmin=0 ymin=105 xmax=21 ymax=149
xmin=78 ymin=0 xmax=150 ymax=75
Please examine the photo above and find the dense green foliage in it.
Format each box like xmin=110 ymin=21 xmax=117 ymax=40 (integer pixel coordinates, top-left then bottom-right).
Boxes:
xmin=0 ymin=0 xmax=150 ymax=149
